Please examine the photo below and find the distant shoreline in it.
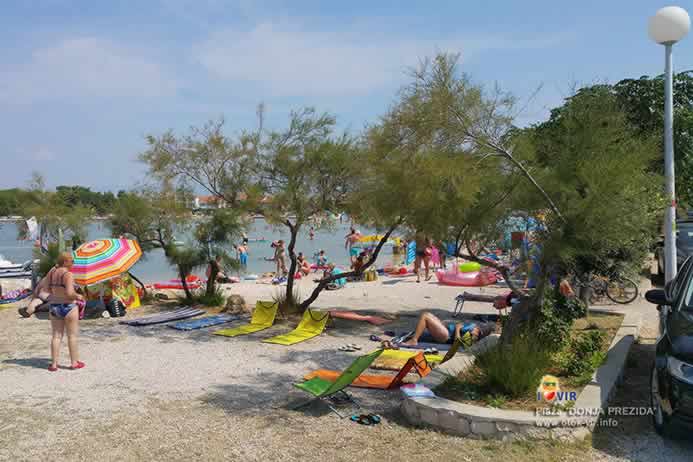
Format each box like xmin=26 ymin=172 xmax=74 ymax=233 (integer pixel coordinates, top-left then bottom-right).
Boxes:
xmin=0 ymin=216 xmax=111 ymax=223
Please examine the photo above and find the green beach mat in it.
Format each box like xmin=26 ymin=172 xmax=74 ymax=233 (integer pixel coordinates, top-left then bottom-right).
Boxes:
xmin=294 ymin=349 xmax=384 ymax=397
xmin=214 ymin=301 xmax=278 ymax=337
xmin=263 ymin=310 xmax=329 ymax=346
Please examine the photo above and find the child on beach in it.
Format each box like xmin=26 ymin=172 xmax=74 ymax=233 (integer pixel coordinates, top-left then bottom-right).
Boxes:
xmin=273 ymin=240 xmax=287 ymax=277
xmin=316 ymin=249 xmax=328 ymax=267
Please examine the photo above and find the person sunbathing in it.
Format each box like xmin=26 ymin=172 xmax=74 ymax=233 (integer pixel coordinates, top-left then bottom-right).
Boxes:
xmin=400 ymin=311 xmax=493 ymax=346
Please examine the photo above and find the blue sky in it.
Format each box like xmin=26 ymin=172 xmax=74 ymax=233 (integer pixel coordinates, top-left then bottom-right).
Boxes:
xmin=2 ymin=0 xmax=692 ymax=192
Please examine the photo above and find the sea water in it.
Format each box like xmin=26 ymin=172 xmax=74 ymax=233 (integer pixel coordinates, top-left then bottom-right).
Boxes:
xmin=0 ymin=218 xmax=390 ymax=283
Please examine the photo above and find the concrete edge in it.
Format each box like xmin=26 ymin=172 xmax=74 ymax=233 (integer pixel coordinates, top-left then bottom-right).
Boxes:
xmin=400 ymin=312 xmax=642 ymax=440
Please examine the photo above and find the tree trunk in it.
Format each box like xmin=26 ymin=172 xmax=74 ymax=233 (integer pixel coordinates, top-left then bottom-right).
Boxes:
xmin=299 ymin=223 xmax=399 ymax=311
xmin=283 ymin=220 xmax=299 ymax=310
xmin=179 ymin=267 xmax=193 ymax=301
xmin=128 ymin=272 xmax=147 ymax=297
xmin=206 ymin=261 xmax=218 ymax=297
xmin=499 ymin=273 xmax=547 ymax=345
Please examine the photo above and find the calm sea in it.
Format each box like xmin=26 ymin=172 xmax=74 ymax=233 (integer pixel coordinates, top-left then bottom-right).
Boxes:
xmin=0 ymin=218 xmax=390 ymax=283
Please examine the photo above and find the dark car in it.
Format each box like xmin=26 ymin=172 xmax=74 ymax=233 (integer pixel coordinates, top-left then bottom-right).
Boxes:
xmin=655 ymin=219 xmax=693 ymax=275
xmin=645 ymin=256 xmax=693 ymax=435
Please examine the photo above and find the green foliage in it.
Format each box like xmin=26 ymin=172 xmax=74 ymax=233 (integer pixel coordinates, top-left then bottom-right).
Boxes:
xmin=611 ymin=72 xmax=693 ymax=206
xmin=0 ymin=188 xmax=42 ymax=216
xmin=35 ymin=243 xmax=60 ymax=277
xmin=55 ymin=185 xmax=116 ymax=215
xmin=532 ymin=286 xmax=587 ymax=348
xmin=472 ymin=334 xmax=553 ymax=398
xmin=556 ymin=330 xmax=606 ymax=378
xmin=195 ymin=286 xmax=225 ymax=307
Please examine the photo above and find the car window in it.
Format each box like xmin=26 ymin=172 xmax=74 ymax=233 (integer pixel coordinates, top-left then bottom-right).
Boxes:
xmin=672 ymin=256 xmax=693 ymax=303
xmin=677 ymin=224 xmax=693 ymax=248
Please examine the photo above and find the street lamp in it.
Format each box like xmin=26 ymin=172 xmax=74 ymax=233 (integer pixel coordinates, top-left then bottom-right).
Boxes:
xmin=648 ymin=6 xmax=691 ymax=283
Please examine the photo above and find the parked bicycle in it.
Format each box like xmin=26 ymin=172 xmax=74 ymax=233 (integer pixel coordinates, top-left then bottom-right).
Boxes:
xmin=574 ymin=272 xmax=639 ymax=305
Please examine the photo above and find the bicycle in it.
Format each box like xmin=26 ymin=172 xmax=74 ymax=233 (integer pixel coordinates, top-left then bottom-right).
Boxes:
xmin=575 ymin=273 xmax=639 ymax=305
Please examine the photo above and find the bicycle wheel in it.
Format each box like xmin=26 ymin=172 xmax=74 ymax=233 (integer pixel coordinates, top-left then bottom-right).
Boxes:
xmin=606 ymin=277 xmax=639 ymax=304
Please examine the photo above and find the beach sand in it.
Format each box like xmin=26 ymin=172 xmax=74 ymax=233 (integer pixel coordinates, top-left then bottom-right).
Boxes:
xmin=0 ymin=276 xmax=516 ymax=461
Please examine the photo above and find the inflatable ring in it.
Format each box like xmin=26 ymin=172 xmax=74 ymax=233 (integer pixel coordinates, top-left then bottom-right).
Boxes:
xmin=459 ymin=262 xmax=481 ymax=273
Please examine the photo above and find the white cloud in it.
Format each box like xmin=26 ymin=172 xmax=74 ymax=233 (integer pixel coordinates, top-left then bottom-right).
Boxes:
xmin=0 ymin=37 xmax=177 ymax=104
xmin=195 ymin=22 xmax=565 ymax=97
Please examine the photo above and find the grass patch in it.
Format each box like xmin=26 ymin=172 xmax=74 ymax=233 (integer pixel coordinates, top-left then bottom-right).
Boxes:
xmin=436 ymin=312 xmax=623 ymax=411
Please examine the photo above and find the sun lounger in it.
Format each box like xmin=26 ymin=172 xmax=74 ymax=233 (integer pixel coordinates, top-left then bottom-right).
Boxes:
xmin=293 ymin=349 xmax=383 ymax=417
xmin=263 ymin=309 xmax=329 ymax=345
xmin=370 ymin=349 xmax=443 ymax=370
xmin=120 ymin=307 xmax=204 ymax=326
xmin=303 ymin=351 xmax=431 ymax=390
xmin=213 ymin=301 xmax=278 ymax=337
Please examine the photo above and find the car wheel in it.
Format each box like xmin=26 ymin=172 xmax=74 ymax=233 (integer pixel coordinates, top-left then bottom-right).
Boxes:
xmin=651 ymin=365 xmax=673 ymax=436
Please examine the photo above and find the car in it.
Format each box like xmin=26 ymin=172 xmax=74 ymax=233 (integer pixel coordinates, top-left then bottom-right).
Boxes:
xmin=655 ymin=218 xmax=693 ymax=275
xmin=645 ymin=256 xmax=693 ymax=436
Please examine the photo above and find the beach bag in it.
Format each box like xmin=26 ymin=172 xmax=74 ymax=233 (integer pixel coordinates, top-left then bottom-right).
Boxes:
xmin=107 ymin=299 xmax=127 ymax=318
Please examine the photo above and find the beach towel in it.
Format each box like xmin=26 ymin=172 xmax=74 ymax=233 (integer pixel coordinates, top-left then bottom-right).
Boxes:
xmin=213 ymin=301 xmax=278 ymax=337
xmin=263 ymin=309 xmax=329 ymax=345
xmin=329 ymin=310 xmax=392 ymax=325
xmin=303 ymin=352 xmax=430 ymax=390
xmin=169 ymin=314 xmax=240 ymax=331
xmin=120 ymin=307 xmax=204 ymax=326
xmin=370 ymin=349 xmax=443 ymax=371
xmin=397 ymin=342 xmax=452 ymax=352
xmin=0 ymin=289 xmax=31 ymax=305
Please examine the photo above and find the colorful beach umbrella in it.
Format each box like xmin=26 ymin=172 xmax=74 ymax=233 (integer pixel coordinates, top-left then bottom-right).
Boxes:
xmin=72 ymin=239 xmax=142 ymax=286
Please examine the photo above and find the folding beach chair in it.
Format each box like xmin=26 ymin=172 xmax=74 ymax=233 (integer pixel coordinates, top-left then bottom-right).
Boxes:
xmin=293 ymin=349 xmax=384 ymax=417
xmin=303 ymin=351 xmax=431 ymax=390
xmin=263 ymin=309 xmax=329 ymax=345
xmin=213 ymin=301 xmax=278 ymax=337
xmin=453 ymin=292 xmax=497 ymax=317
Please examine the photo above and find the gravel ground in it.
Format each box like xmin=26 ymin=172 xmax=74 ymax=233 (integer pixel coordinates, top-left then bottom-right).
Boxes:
xmin=1 ymin=276 xmax=692 ymax=461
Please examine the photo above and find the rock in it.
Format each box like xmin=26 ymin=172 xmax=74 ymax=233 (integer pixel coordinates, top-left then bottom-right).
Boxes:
xmin=223 ymin=294 xmax=248 ymax=314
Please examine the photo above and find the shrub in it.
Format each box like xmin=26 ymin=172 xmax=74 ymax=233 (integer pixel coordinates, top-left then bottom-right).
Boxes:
xmin=473 ymin=334 xmax=552 ymax=398
xmin=533 ymin=285 xmax=587 ymax=348
xmin=195 ymin=286 xmax=225 ymax=307
xmin=557 ymin=330 xmax=606 ymax=377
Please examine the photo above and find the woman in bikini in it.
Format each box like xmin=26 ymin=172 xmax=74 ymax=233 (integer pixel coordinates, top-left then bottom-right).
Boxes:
xmin=414 ymin=233 xmax=432 ymax=283
xmin=47 ymin=252 xmax=85 ymax=371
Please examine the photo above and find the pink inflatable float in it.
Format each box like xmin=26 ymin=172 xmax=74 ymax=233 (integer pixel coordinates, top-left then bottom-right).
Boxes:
xmin=435 ymin=269 xmax=497 ymax=287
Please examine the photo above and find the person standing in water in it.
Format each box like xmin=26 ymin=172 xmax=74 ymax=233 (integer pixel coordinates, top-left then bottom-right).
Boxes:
xmin=309 ymin=227 xmax=315 ymax=240
xmin=273 ymin=240 xmax=287 ymax=277
xmin=237 ymin=243 xmax=248 ymax=266
xmin=345 ymin=227 xmax=361 ymax=264
xmin=414 ymin=232 xmax=432 ymax=283
xmin=46 ymin=252 xmax=85 ymax=371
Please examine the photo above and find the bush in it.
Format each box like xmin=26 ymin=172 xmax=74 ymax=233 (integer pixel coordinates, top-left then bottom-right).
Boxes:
xmin=472 ymin=334 xmax=553 ymax=398
xmin=557 ymin=330 xmax=606 ymax=377
xmin=195 ymin=286 xmax=225 ymax=307
xmin=533 ymin=285 xmax=587 ymax=348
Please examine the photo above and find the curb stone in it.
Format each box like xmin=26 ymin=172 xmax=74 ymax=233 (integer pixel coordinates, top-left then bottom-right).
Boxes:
xmin=400 ymin=311 xmax=641 ymax=440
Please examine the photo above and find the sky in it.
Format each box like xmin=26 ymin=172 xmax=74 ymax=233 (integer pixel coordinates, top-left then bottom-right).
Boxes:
xmin=2 ymin=0 xmax=692 ymax=192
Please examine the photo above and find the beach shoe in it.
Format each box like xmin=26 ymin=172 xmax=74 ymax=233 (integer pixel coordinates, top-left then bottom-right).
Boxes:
xmin=351 ymin=414 xmax=372 ymax=425
xmin=339 ymin=345 xmax=356 ymax=352
xmin=70 ymin=361 xmax=85 ymax=370
xmin=348 ymin=344 xmax=361 ymax=350
xmin=48 ymin=365 xmax=58 ymax=372
xmin=369 ymin=335 xmax=382 ymax=342
xmin=366 ymin=414 xmax=381 ymax=425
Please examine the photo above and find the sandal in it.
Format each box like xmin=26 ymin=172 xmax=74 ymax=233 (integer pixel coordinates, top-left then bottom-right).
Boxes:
xmin=350 ymin=414 xmax=372 ymax=425
xmin=339 ymin=345 xmax=356 ymax=352
xmin=348 ymin=344 xmax=362 ymax=350
xmin=48 ymin=365 xmax=58 ymax=372
xmin=367 ymin=413 xmax=382 ymax=424
xmin=70 ymin=361 xmax=85 ymax=370
xmin=18 ymin=307 xmax=31 ymax=318
xmin=369 ymin=335 xmax=382 ymax=342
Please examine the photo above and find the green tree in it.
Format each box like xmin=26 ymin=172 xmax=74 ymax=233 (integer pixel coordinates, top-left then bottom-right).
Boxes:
xmin=258 ymin=108 xmax=360 ymax=310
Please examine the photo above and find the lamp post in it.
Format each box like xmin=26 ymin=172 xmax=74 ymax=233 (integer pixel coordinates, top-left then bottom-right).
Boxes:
xmin=649 ymin=6 xmax=691 ymax=283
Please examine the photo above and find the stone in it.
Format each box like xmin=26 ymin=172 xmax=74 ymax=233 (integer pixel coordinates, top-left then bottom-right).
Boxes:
xmin=496 ymin=421 xmax=519 ymax=433
xmin=470 ymin=420 xmax=497 ymax=437
xmin=438 ymin=410 xmax=470 ymax=436
xmin=401 ymin=399 xmax=420 ymax=422
xmin=419 ymin=406 xmax=439 ymax=427
xmin=223 ymin=294 xmax=248 ymax=314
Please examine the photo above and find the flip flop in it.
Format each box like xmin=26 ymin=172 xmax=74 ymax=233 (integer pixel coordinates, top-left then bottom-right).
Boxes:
xmin=369 ymin=335 xmax=382 ymax=342
xmin=339 ymin=345 xmax=356 ymax=352
xmin=367 ymin=414 xmax=382 ymax=424
xmin=350 ymin=414 xmax=372 ymax=425
xmin=18 ymin=307 xmax=31 ymax=318
xmin=348 ymin=344 xmax=362 ymax=350
xmin=48 ymin=365 xmax=58 ymax=372
xmin=70 ymin=361 xmax=85 ymax=370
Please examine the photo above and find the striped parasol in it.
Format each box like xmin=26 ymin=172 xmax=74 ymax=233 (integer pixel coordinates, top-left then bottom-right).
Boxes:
xmin=72 ymin=239 xmax=142 ymax=286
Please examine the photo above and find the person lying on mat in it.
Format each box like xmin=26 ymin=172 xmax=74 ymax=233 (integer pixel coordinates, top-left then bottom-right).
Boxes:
xmin=18 ymin=272 xmax=52 ymax=318
xmin=400 ymin=312 xmax=494 ymax=346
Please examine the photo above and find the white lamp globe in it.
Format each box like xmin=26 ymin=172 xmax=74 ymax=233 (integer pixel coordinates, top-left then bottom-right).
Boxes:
xmin=649 ymin=6 xmax=691 ymax=44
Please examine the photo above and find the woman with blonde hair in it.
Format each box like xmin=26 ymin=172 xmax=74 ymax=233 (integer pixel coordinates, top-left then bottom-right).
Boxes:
xmin=46 ymin=252 xmax=85 ymax=371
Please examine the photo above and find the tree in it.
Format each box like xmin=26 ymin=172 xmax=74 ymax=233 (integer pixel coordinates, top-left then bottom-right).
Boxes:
xmin=258 ymin=108 xmax=359 ymax=310
xmin=578 ymin=72 xmax=693 ymax=207
xmin=362 ymin=53 xmax=660 ymax=344
xmin=109 ymin=188 xmax=195 ymax=297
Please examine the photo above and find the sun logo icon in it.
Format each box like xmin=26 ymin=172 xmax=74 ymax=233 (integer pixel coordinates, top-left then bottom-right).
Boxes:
xmin=537 ymin=375 xmax=560 ymax=402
